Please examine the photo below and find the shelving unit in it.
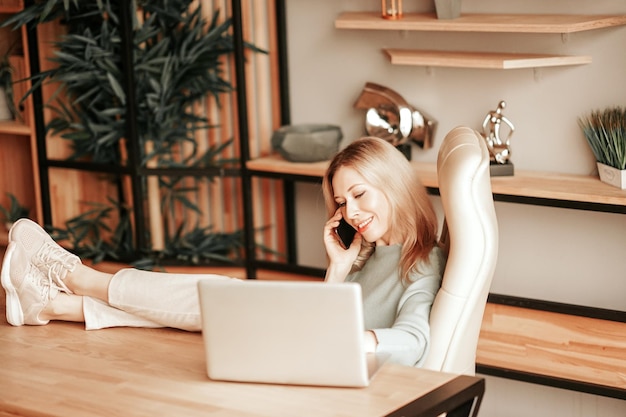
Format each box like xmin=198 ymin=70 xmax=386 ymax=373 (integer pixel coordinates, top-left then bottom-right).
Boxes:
xmin=334 ymin=12 xmax=626 ymax=70
xmin=0 ymin=5 xmax=39 ymax=244
xmin=247 ymin=155 xmax=626 ymax=212
xmin=0 ymin=1 xmax=290 ymax=279
xmin=0 ymin=0 xmax=22 ymax=13
xmin=478 ymin=297 xmax=626 ymax=400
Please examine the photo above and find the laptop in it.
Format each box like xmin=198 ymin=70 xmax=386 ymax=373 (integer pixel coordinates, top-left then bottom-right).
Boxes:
xmin=197 ymin=279 xmax=388 ymax=387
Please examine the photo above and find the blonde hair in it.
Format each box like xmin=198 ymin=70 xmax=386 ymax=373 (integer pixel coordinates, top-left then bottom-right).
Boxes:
xmin=322 ymin=137 xmax=439 ymax=282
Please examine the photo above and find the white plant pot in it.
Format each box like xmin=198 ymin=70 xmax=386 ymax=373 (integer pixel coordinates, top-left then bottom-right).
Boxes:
xmin=0 ymin=87 xmax=12 ymax=121
xmin=597 ymin=162 xmax=626 ymax=189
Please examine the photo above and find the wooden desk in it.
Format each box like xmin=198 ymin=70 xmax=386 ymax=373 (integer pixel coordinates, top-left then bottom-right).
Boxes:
xmin=0 ymin=319 xmax=484 ymax=417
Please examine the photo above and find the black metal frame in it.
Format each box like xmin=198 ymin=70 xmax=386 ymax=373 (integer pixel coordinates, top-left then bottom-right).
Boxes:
xmin=493 ymin=194 xmax=626 ymax=214
xmin=488 ymin=293 xmax=626 ymax=323
xmin=476 ymin=364 xmax=626 ymax=401
xmin=231 ymin=0 xmax=297 ymax=277
xmin=230 ymin=0 xmax=255 ymax=278
xmin=24 ymin=0 xmax=49 ymax=223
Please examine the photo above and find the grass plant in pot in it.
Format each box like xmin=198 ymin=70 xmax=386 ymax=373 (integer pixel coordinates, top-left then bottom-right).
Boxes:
xmin=579 ymin=107 xmax=626 ymax=189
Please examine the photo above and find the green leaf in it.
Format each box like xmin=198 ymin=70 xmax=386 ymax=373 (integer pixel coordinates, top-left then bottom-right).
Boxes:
xmin=107 ymin=71 xmax=126 ymax=103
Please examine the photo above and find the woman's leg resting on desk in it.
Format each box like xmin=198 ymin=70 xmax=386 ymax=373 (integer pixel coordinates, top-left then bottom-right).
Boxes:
xmin=1 ymin=218 xmax=234 ymax=330
xmin=83 ymin=268 xmax=231 ymax=330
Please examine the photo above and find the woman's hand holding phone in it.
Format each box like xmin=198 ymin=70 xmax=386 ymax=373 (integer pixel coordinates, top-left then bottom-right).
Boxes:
xmin=335 ymin=217 xmax=356 ymax=250
xmin=323 ymin=211 xmax=361 ymax=283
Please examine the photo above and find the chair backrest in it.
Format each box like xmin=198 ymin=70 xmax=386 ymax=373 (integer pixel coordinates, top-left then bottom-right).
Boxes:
xmin=421 ymin=126 xmax=499 ymax=375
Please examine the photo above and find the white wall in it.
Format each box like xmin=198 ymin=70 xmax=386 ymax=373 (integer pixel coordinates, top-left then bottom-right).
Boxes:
xmin=285 ymin=0 xmax=626 ymax=415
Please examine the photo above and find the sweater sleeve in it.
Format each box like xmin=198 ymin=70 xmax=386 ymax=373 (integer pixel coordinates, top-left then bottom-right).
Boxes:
xmin=371 ymin=249 xmax=444 ymax=367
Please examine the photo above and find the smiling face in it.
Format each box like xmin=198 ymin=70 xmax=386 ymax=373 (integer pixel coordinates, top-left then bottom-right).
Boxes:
xmin=332 ymin=166 xmax=394 ymax=246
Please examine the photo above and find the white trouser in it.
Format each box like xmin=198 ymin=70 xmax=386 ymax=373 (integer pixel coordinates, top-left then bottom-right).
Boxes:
xmin=82 ymin=268 xmax=235 ymax=331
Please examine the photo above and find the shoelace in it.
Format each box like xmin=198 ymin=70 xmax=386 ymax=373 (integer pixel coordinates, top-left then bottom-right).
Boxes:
xmin=33 ymin=242 xmax=78 ymax=294
xmin=27 ymin=263 xmax=61 ymax=301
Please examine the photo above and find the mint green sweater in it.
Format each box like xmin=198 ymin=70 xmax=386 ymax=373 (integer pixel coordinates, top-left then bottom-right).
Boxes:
xmin=346 ymin=245 xmax=445 ymax=367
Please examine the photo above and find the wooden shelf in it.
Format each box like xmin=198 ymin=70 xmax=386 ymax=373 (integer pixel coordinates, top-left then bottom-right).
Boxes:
xmin=0 ymin=120 xmax=31 ymax=136
xmin=383 ymin=49 xmax=592 ymax=69
xmin=0 ymin=4 xmax=23 ymax=14
xmin=335 ymin=12 xmax=626 ymax=34
xmin=247 ymin=155 xmax=330 ymax=178
xmin=477 ymin=302 xmax=626 ymax=398
xmin=247 ymin=155 xmax=626 ymax=208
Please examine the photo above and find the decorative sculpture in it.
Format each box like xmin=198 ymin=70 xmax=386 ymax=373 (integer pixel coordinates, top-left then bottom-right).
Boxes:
xmin=354 ymin=82 xmax=437 ymax=160
xmin=481 ymin=100 xmax=515 ymax=176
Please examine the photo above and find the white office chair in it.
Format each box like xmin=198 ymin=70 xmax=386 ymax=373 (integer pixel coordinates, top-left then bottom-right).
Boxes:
xmin=421 ymin=126 xmax=499 ymax=376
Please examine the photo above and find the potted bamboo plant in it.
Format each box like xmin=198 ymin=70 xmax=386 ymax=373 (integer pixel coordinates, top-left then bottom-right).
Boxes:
xmin=579 ymin=107 xmax=626 ymax=189
xmin=2 ymin=0 xmax=265 ymax=268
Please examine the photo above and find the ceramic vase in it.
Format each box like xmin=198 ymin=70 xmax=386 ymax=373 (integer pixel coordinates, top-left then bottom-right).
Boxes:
xmin=271 ymin=124 xmax=343 ymax=162
xmin=434 ymin=0 xmax=462 ymax=19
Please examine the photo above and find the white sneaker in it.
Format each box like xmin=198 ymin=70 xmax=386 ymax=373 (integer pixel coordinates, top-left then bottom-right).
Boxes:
xmin=1 ymin=242 xmax=61 ymax=326
xmin=8 ymin=218 xmax=80 ymax=293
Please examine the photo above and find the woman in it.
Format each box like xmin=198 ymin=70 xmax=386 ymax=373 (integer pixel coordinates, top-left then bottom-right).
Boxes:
xmin=321 ymin=137 xmax=444 ymax=366
xmin=1 ymin=137 xmax=444 ymax=366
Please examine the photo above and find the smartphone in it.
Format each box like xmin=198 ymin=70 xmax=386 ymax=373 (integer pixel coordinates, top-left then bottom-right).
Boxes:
xmin=335 ymin=217 xmax=356 ymax=249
